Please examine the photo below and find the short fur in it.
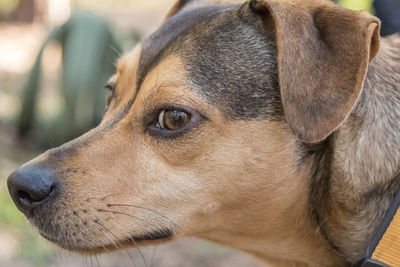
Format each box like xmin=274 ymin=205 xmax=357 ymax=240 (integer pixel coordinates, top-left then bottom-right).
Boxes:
xmin=7 ymin=0 xmax=400 ymax=266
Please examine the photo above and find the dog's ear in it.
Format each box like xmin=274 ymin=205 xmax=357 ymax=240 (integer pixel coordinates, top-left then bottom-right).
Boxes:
xmin=249 ymin=0 xmax=380 ymax=143
xmin=165 ymin=0 xmax=198 ymax=19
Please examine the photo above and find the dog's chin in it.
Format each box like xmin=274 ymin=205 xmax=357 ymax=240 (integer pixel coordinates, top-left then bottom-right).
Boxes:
xmin=38 ymin=228 xmax=174 ymax=254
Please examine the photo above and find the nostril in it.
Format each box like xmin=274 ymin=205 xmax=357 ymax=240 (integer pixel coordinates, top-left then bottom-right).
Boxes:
xmin=17 ymin=184 xmax=55 ymax=206
xmin=17 ymin=190 xmax=35 ymax=205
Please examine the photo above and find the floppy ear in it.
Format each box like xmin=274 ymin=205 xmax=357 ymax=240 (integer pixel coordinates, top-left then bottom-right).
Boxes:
xmin=165 ymin=0 xmax=235 ymax=19
xmin=165 ymin=0 xmax=198 ymax=19
xmin=249 ymin=0 xmax=381 ymax=143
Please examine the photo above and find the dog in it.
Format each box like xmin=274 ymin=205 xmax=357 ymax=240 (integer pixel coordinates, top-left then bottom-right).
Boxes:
xmin=7 ymin=0 xmax=400 ymax=266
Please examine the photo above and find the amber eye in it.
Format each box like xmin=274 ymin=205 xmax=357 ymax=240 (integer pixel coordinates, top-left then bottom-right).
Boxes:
xmin=158 ymin=109 xmax=190 ymax=130
xmin=104 ymin=84 xmax=115 ymax=110
xmin=105 ymin=91 xmax=113 ymax=105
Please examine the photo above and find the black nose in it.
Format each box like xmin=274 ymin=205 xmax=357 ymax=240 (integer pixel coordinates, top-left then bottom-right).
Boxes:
xmin=7 ymin=165 xmax=57 ymax=215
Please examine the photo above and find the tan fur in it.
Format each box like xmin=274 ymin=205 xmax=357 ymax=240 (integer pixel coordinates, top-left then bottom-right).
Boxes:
xmin=8 ymin=1 xmax=400 ymax=267
xmin=19 ymin=51 xmax=344 ymax=266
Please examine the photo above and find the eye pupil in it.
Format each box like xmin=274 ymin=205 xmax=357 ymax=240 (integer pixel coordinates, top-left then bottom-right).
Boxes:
xmin=104 ymin=83 xmax=116 ymax=111
xmin=106 ymin=91 xmax=113 ymax=103
xmin=161 ymin=110 xmax=189 ymax=130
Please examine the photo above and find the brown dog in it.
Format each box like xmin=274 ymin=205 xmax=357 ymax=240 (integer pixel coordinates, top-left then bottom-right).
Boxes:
xmin=7 ymin=0 xmax=400 ymax=266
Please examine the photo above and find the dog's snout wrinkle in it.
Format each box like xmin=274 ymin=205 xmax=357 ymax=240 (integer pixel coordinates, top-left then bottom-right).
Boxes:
xmin=7 ymin=165 xmax=58 ymax=215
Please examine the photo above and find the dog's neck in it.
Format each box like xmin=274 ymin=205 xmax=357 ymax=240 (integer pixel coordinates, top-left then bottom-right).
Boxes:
xmin=310 ymin=35 xmax=400 ymax=265
xmin=197 ymin=36 xmax=400 ymax=267
xmin=327 ymin=35 xmax=400 ymax=261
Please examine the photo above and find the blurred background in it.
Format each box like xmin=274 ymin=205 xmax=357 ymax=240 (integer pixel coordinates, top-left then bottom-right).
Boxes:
xmin=0 ymin=0 xmax=397 ymax=266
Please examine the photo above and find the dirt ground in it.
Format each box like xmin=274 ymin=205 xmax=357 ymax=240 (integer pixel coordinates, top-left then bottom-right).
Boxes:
xmin=0 ymin=1 xmax=265 ymax=266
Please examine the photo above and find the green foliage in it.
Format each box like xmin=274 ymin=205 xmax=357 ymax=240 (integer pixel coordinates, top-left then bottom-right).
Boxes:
xmin=0 ymin=0 xmax=18 ymax=14
xmin=18 ymin=11 xmax=126 ymax=147
xmin=0 ymin=184 xmax=25 ymax=228
xmin=339 ymin=0 xmax=374 ymax=13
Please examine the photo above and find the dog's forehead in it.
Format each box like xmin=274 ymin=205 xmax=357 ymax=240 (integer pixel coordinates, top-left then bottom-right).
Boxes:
xmin=136 ymin=4 xmax=234 ymax=90
xmin=133 ymin=2 xmax=283 ymax=121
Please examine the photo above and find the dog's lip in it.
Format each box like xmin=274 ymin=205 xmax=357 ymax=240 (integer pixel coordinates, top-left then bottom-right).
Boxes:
xmin=129 ymin=228 xmax=173 ymax=242
xmin=38 ymin=228 xmax=173 ymax=253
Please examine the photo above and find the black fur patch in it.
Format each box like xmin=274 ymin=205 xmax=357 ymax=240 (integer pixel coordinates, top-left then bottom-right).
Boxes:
xmin=137 ymin=5 xmax=226 ymax=93
xmin=298 ymin=137 xmax=345 ymax=255
xmin=137 ymin=3 xmax=284 ymax=120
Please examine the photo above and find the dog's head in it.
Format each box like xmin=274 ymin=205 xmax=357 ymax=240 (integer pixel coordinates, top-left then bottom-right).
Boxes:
xmin=8 ymin=0 xmax=380 ymax=264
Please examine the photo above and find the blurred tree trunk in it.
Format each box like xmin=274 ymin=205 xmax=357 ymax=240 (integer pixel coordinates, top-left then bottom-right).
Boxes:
xmin=8 ymin=0 xmax=35 ymax=22
xmin=8 ymin=0 xmax=46 ymax=23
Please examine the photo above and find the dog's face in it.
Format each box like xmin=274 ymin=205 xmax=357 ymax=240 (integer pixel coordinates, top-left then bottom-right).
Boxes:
xmin=8 ymin=0 xmax=381 ymax=264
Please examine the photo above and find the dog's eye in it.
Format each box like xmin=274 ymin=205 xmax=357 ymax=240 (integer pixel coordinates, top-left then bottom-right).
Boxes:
xmin=146 ymin=106 xmax=203 ymax=139
xmin=105 ymin=91 xmax=113 ymax=104
xmin=104 ymin=84 xmax=116 ymax=111
xmin=158 ymin=109 xmax=190 ymax=130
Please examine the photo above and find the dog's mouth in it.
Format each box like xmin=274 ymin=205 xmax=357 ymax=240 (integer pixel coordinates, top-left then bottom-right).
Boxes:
xmin=23 ymin=193 xmax=176 ymax=253
xmin=38 ymin=227 xmax=174 ymax=253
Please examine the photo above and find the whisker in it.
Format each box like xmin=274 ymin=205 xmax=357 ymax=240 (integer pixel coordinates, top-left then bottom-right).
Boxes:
xmin=100 ymin=193 xmax=124 ymax=201
xmin=94 ymin=219 xmax=138 ymax=266
xmin=97 ymin=209 xmax=148 ymax=222
xmin=126 ymin=235 xmax=148 ymax=267
xmin=105 ymin=219 xmax=144 ymax=267
xmin=94 ymin=255 xmax=101 ymax=267
xmin=93 ymin=219 xmax=121 ymax=249
xmin=87 ymin=193 xmax=125 ymax=201
xmin=125 ymin=248 xmax=137 ymax=267
xmin=96 ymin=206 xmax=164 ymax=266
xmin=150 ymin=245 xmax=157 ymax=267
xmin=139 ymin=247 xmax=148 ymax=267
xmin=108 ymin=44 xmax=122 ymax=58
xmin=316 ymin=216 xmax=330 ymax=235
xmin=106 ymin=204 xmax=176 ymax=225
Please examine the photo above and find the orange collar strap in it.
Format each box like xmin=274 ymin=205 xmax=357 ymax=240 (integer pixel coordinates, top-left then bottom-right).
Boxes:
xmin=355 ymin=190 xmax=400 ymax=267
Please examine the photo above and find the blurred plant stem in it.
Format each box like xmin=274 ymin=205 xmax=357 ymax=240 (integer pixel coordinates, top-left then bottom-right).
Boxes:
xmin=18 ymin=11 xmax=128 ymax=147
